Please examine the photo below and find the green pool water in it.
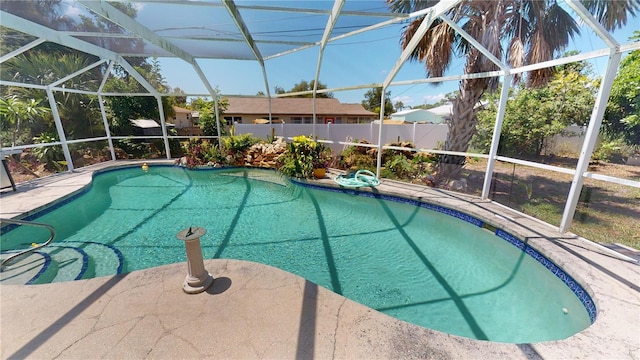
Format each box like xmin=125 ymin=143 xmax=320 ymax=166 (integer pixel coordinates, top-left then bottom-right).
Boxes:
xmin=1 ymin=166 xmax=591 ymax=343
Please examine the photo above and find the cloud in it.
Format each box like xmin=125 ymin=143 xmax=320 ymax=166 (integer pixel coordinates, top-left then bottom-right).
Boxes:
xmin=392 ymin=95 xmax=414 ymax=105
xmin=423 ymin=93 xmax=446 ymax=104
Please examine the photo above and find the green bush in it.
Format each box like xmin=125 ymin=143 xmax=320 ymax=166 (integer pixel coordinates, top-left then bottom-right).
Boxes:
xmin=221 ymin=132 xmax=260 ymax=165
xmin=592 ymin=138 xmax=633 ymax=163
xmin=277 ymin=135 xmax=332 ymax=178
xmin=338 ymin=140 xmax=376 ymax=171
xmin=383 ymin=154 xmax=413 ymax=179
xmin=32 ymin=132 xmax=65 ymax=171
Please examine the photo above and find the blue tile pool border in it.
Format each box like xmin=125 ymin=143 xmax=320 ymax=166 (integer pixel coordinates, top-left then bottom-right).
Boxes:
xmin=296 ymin=179 xmax=597 ymax=323
xmin=25 ymin=251 xmax=53 ymax=285
xmin=1 ymin=185 xmax=93 ymax=235
xmin=495 ymin=229 xmax=597 ymax=323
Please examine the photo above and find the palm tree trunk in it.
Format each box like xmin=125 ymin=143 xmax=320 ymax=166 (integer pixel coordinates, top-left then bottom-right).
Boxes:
xmin=12 ymin=118 xmax=21 ymax=147
xmin=437 ymin=75 xmax=487 ymax=183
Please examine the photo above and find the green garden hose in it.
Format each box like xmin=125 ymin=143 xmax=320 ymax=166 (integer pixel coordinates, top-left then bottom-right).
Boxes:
xmin=333 ymin=169 xmax=380 ymax=188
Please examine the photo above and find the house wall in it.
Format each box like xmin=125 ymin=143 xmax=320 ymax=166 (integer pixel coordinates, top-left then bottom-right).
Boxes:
xmin=173 ymin=113 xmax=192 ymax=128
xmin=391 ymin=110 xmax=447 ymax=124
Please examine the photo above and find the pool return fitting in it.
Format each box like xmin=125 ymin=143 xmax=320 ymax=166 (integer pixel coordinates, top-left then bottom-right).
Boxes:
xmin=177 ymin=226 xmax=214 ymax=294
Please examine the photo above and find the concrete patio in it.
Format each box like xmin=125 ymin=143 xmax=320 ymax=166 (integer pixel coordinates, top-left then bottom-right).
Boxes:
xmin=1 ymin=161 xmax=639 ymax=359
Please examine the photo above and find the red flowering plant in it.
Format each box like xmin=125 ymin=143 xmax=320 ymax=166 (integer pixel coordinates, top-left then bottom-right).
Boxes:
xmin=179 ymin=138 xmax=208 ymax=169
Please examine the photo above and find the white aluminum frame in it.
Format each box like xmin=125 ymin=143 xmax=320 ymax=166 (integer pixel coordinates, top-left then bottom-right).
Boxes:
xmin=1 ymin=0 xmax=638 ymax=236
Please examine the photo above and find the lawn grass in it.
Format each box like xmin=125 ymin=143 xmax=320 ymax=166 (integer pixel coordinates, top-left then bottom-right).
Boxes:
xmin=461 ymin=158 xmax=640 ymax=250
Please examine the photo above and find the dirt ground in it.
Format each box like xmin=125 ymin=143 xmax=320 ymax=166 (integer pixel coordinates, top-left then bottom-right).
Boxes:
xmin=462 ymin=156 xmax=640 ymax=248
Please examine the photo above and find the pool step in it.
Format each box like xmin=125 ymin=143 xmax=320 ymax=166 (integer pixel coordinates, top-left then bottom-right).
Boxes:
xmin=0 ymin=251 xmax=55 ymax=285
xmin=62 ymin=241 xmax=124 ymax=278
xmin=0 ymin=242 xmax=124 ymax=285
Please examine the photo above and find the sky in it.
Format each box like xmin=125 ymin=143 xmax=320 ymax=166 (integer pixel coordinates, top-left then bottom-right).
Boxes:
xmin=143 ymin=2 xmax=639 ymax=108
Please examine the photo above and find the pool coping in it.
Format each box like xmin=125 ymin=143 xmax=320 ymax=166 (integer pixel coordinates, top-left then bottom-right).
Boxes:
xmin=1 ymin=160 xmax=639 ymax=359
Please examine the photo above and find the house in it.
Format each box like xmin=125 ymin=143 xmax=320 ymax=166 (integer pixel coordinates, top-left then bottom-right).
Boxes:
xmin=173 ymin=106 xmax=199 ymax=128
xmin=223 ymin=97 xmax=376 ymax=124
xmin=424 ymin=103 xmax=454 ymax=123
xmin=390 ymin=106 xmax=451 ymax=124
xmin=172 ymin=106 xmax=201 ymax=136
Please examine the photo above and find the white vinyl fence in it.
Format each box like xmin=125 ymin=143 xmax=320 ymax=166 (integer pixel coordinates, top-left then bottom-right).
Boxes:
xmin=233 ymin=123 xmax=450 ymax=152
xmin=235 ymin=123 xmax=592 ymax=157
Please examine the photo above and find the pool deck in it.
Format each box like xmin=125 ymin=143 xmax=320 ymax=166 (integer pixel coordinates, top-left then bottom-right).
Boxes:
xmin=1 ymin=160 xmax=639 ymax=359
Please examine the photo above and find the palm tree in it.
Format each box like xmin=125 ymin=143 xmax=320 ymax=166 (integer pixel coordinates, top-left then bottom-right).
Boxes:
xmin=5 ymin=51 xmax=102 ymax=140
xmin=0 ymin=96 xmax=50 ymax=147
xmin=387 ymin=0 xmax=639 ymax=182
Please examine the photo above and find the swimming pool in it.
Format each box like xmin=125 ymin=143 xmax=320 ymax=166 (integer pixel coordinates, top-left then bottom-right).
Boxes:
xmin=0 ymin=165 xmax=593 ymax=343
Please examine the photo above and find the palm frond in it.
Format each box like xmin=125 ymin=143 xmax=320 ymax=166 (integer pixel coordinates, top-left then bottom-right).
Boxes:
xmin=400 ymin=18 xmax=425 ymax=63
xmin=458 ymin=16 xmax=480 ymax=55
xmin=581 ymin=0 xmax=640 ymax=30
xmin=423 ymin=21 xmax=455 ymax=78
xmin=543 ymin=2 xmax=580 ymax=52
xmin=526 ymin=32 xmax=553 ymax=87
xmin=507 ymin=37 xmax=524 ymax=83
xmin=481 ymin=18 xmax=503 ymax=65
xmin=401 ymin=19 xmax=455 ymax=78
xmin=503 ymin=0 xmax=531 ymax=39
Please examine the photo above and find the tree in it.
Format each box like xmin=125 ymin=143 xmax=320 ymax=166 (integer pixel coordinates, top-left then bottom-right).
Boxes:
xmin=2 ymin=50 xmax=99 ymax=141
xmin=169 ymin=87 xmax=188 ymax=108
xmin=275 ymin=80 xmax=334 ymax=98
xmin=473 ymin=65 xmax=597 ymax=157
xmin=0 ymin=96 xmax=50 ymax=147
xmin=188 ymin=96 xmax=229 ymax=139
xmin=387 ymin=0 xmax=638 ymax=182
xmin=394 ymin=100 xmax=405 ymax=112
xmin=103 ymin=59 xmax=175 ymax=135
xmin=362 ymin=87 xmax=394 ymax=117
xmin=604 ymin=31 xmax=640 ymax=146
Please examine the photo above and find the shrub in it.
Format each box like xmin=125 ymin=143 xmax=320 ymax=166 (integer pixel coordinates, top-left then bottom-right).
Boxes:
xmin=114 ymin=138 xmax=149 ymax=158
xmin=383 ymin=154 xmax=413 ymax=179
xmin=221 ymin=132 xmax=260 ymax=165
xmin=592 ymin=138 xmax=633 ymax=163
xmin=32 ymin=132 xmax=65 ymax=171
xmin=338 ymin=140 xmax=376 ymax=171
xmin=180 ymin=138 xmax=209 ymax=168
xmin=277 ymin=135 xmax=332 ymax=178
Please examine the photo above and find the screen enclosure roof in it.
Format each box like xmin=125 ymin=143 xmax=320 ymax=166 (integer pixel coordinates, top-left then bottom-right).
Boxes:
xmin=1 ymin=0 xmax=638 ymax=99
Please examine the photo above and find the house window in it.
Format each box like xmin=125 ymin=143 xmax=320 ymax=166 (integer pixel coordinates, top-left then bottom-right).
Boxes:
xmin=290 ymin=117 xmax=302 ymax=124
xmin=224 ymin=116 xmax=243 ymax=124
xmin=303 ymin=117 xmax=313 ymax=124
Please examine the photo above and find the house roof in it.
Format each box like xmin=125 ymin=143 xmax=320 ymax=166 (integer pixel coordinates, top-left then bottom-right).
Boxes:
xmin=173 ymin=106 xmax=192 ymax=114
xmin=130 ymin=119 xmax=174 ymax=128
xmin=390 ymin=107 xmax=449 ymax=123
xmin=225 ymin=97 xmax=376 ymax=116
xmin=392 ymin=109 xmax=430 ymax=116
xmin=130 ymin=119 xmax=160 ymax=128
xmin=426 ymin=103 xmax=453 ymax=116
